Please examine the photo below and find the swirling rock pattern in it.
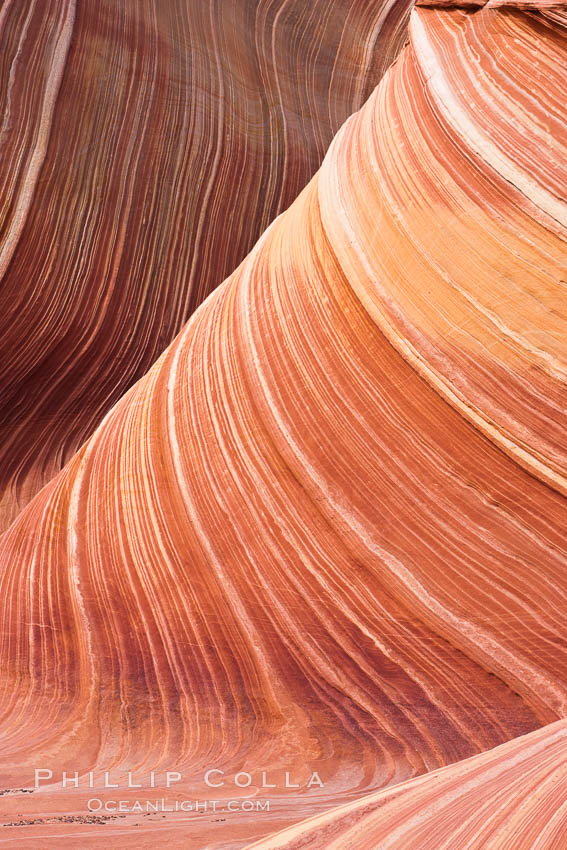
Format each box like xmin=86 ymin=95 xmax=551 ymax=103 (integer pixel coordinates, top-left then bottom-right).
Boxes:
xmin=247 ymin=718 xmax=567 ymax=849
xmin=0 ymin=1 xmax=566 ymax=848
xmin=0 ymin=0 xmax=411 ymax=531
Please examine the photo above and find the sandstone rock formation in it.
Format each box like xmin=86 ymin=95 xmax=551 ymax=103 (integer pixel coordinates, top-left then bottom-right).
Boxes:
xmin=0 ymin=0 xmax=411 ymax=530
xmin=247 ymin=719 xmax=567 ymax=849
xmin=0 ymin=0 xmax=565 ymax=847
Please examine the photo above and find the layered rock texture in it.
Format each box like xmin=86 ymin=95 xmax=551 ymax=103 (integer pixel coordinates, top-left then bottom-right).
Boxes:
xmin=0 ymin=0 xmax=411 ymax=531
xmin=248 ymin=719 xmax=567 ymax=849
xmin=0 ymin=0 xmax=566 ymax=848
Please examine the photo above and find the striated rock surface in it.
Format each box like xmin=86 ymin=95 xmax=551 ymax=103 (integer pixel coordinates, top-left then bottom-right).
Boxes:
xmin=247 ymin=718 xmax=567 ymax=849
xmin=0 ymin=1 xmax=566 ymax=847
xmin=0 ymin=0 xmax=411 ymax=530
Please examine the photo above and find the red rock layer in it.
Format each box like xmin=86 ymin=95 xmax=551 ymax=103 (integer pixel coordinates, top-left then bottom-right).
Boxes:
xmin=0 ymin=0 xmax=411 ymax=530
xmin=247 ymin=718 xmax=567 ymax=849
xmin=0 ymin=2 xmax=566 ymax=848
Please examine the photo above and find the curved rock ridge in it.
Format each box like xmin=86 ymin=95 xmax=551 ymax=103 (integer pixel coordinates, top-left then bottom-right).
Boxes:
xmin=0 ymin=0 xmax=412 ymax=531
xmin=322 ymin=4 xmax=567 ymax=498
xmin=0 ymin=2 xmax=566 ymax=848
xmin=246 ymin=718 xmax=567 ymax=849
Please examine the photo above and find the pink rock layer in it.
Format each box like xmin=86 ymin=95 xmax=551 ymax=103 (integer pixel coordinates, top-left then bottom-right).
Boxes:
xmin=247 ymin=718 xmax=567 ymax=849
xmin=0 ymin=2 xmax=565 ymax=848
xmin=0 ymin=0 xmax=411 ymax=531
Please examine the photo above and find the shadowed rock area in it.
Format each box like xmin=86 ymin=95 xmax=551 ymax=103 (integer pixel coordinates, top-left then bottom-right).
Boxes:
xmin=0 ymin=0 xmax=411 ymax=530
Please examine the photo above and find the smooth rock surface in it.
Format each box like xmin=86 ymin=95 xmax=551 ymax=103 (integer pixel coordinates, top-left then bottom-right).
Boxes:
xmin=0 ymin=1 xmax=565 ymax=847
